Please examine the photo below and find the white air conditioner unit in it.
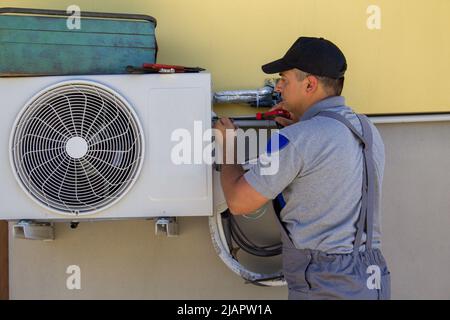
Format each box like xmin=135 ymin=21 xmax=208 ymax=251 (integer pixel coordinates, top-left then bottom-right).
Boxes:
xmin=0 ymin=73 xmax=213 ymax=221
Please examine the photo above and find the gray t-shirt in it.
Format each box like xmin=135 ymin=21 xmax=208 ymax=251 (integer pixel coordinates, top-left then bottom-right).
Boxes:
xmin=244 ymin=96 xmax=385 ymax=254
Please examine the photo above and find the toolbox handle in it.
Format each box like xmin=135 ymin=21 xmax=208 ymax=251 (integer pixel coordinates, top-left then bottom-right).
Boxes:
xmin=0 ymin=7 xmax=157 ymax=27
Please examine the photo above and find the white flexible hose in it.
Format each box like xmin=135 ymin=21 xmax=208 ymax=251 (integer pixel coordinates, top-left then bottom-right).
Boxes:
xmin=209 ymin=168 xmax=286 ymax=287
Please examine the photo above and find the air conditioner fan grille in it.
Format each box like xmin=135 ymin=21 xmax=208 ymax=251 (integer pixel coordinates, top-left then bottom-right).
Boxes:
xmin=11 ymin=82 xmax=144 ymax=215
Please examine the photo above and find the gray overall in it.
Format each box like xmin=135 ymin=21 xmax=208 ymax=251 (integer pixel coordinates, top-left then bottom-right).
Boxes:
xmin=275 ymin=110 xmax=391 ymax=300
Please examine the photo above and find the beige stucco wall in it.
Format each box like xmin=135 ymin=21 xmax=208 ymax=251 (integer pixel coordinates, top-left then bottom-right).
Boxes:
xmin=9 ymin=121 xmax=450 ymax=300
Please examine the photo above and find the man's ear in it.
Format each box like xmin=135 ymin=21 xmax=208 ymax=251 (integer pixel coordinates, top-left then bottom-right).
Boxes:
xmin=306 ymin=75 xmax=319 ymax=93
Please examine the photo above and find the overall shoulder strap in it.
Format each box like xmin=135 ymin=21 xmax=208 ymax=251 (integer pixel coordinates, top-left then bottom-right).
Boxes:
xmin=317 ymin=111 xmax=376 ymax=253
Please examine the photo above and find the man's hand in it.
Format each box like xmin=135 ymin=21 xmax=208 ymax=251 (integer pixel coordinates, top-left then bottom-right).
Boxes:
xmin=213 ymin=117 xmax=238 ymax=164
xmin=213 ymin=117 xmax=237 ymax=145
xmin=269 ymin=102 xmax=298 ymax=127
xmin=213 ymin=117 xmax=269 ymax=215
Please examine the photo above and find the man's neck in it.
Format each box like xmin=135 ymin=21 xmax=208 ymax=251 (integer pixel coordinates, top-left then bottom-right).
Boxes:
xmin=296 ymin=94 xmax=334 ymax=119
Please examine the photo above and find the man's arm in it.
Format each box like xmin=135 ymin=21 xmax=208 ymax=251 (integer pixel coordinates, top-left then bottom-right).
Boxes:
xmin=214 ymin=108 xmax=302 ymax=216
xmin=214 ymin=117 xmax=270 ymax=215
xmin=220 ymin=163 xmax=269 ymax=215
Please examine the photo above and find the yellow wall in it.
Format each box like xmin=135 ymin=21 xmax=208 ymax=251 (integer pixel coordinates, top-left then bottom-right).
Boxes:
xmin=1 ymin=0 xmax=449 ymax=114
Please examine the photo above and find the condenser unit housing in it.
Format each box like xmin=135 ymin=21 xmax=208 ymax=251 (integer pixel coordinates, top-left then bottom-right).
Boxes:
xmin=0 ymin=73 xmax=212 ymax=220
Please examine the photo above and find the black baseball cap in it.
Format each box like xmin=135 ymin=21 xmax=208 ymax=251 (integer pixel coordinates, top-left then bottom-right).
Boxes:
xmin=262 ymin=37 xmax=347 ymax=79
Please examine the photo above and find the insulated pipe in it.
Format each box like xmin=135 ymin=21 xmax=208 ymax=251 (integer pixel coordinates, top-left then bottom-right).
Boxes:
xmin=213 ymin=80 xmax=280 ymax=107
xmin=208 ymin=208 xmax=286 ymax=287
xmin=213 ymin=86 xmax=273 ymax=102
xmin=209 ymin=164 xmax=285 ymax=287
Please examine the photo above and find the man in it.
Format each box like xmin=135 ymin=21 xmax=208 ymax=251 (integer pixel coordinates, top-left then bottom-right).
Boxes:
xmin=214 ymin=37 xmax=391 ymax=300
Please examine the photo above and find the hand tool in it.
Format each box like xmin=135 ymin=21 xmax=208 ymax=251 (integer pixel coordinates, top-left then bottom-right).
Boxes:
xmin=126 ymin=65 xmax=159 ymax=74
xmin=142 ymin=63 xmax=205 ymax=73
xmin=126 ymin=64 xmax=205 ymax=74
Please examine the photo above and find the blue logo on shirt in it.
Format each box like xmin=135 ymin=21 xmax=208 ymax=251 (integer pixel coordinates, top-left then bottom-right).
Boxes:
xmin=266 ymin=133 xmax=290 ymax=155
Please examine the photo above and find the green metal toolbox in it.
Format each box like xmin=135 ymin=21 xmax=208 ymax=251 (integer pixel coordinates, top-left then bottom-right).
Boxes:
xmin=0 ymin=7 xmax=157 ymax=76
